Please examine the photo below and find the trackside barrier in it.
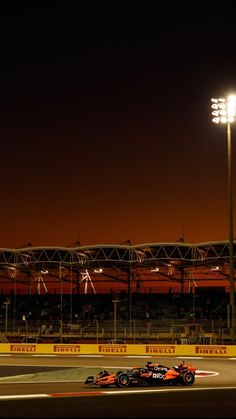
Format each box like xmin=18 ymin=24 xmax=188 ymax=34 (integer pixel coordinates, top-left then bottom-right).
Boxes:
xmin=0 ymin=343 xmax=235 ymax=357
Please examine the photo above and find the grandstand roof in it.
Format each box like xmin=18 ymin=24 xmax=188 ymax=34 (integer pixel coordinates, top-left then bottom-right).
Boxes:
xmin=0 ymin=241 xmax=235 ymax=294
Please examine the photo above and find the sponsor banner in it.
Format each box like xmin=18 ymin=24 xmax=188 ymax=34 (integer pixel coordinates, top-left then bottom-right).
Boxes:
xmin=0 ymin=343 xmax=235 ymax=356
xmin=53 ymin=345 xmax=81 ymax=353
xmin=195 ymin=345 xmax=227 ymax=356
xmin=146 ymin=345 xmax=176 ymax=355
xmin=98 ymin=344 xmax=127 ymax=354
xmin=10 ymin=344 xmax=37 ymax=353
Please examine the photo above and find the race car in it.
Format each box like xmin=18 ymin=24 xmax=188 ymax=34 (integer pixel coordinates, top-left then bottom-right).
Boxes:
xmin=85 ymin=360 xmax=196 ymax=388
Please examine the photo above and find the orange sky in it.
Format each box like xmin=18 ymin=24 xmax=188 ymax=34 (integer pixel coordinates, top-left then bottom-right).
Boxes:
xmin=1 ymin=8 xmax=236 ymax=249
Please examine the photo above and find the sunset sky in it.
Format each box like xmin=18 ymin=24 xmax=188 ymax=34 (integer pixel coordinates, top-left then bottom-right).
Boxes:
xmin=1 ymin=7 xmax=236 ymax=248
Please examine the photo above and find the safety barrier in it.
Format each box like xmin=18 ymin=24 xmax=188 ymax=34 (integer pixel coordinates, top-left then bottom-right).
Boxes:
xmin=0 ymin=343 xmax=235 ymax=357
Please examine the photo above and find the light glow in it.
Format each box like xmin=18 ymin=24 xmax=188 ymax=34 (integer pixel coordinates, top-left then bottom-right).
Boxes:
xmin=211 ymin=94 xmax=236 ymax=124
xmin=227 ymin=95 xmax=236 ymax=118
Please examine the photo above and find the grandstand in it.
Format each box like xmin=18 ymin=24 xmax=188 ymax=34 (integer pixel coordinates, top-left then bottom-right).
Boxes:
xmin=0 ymin=241 xmax=235 ymax=344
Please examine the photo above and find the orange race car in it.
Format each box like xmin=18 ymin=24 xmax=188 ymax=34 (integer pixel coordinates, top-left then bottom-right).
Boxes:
xmin=85 ymin=360 xmax=197 ymax=388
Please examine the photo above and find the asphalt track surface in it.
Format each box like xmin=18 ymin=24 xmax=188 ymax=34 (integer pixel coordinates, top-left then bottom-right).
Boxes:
xmin=0 ymin=355 xmax=235 ymax=418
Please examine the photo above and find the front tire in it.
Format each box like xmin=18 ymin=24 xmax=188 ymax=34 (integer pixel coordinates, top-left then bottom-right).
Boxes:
xmin=115 ymin=372 xmax=130 ymax=388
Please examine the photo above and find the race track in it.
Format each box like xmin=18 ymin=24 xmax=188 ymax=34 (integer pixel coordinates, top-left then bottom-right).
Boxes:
xmin=0 ymin=355 xmax=235 ymax=418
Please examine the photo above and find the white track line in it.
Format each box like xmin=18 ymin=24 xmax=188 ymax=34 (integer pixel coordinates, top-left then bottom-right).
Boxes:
xmin=104 ymin=386 xmax=236 ymax=395
xmin=176 ymin=356 xmax=203 ymax=359
xmin=1 ymin=386 xmax=236 ymax=401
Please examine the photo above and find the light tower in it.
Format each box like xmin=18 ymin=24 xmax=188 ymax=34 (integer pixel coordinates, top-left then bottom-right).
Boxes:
xmin=211 ymin=94 xmax=236 ymax=333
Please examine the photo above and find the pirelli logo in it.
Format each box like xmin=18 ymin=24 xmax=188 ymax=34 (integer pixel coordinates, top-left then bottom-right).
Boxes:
xmin=195 ymin=345 xmax=227 ymax=355
xmin=98 ymin=345 xmax=127 ymax=353
xmin=146 ymin=345 xmax=176 ymax=354
xmin=10 ymin=344 xmax=37 ymax=353
xmin=53 ymin=345 xmax=81 ymax=353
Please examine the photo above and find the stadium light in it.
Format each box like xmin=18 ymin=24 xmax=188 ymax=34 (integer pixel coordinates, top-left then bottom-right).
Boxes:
xmin=211 ymin=94 xmax=236 ymax=334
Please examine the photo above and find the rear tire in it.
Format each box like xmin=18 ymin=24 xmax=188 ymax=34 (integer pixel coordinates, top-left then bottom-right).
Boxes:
xmin=181 ymin=371 xmax=195 ymax=386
